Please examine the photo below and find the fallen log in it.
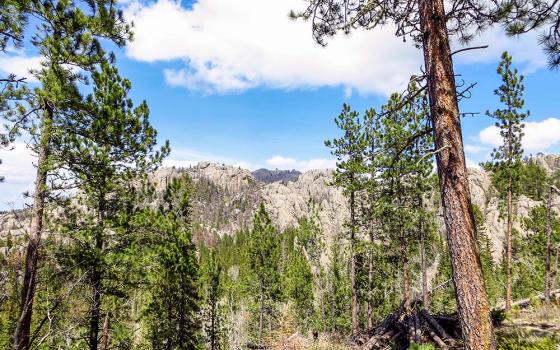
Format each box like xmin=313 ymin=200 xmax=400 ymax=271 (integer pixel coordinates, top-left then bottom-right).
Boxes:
xmin=361 ymin=307 xmax=402 ymax=350
xmin=421 ymin=317 xmax=448 ymax=349
xmin=495 ymin=288 xmax=560 ymax=311
xmin=420 ymin=309 xmax=455 ymax=345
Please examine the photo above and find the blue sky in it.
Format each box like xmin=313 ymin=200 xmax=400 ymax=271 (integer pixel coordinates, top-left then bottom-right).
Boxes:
xmin=1 ymin=0 xmax=560 ymax=209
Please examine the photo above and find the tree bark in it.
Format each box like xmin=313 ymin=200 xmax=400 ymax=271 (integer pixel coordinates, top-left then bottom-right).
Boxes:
xmin=400 ymin=233 xmax=412 ymax=314
xmin=258 ymin=293 xmax=264 ymax=344
xmin=13 ymin=105 xmax=53 ymax=350
xmin=418 ymin=0 xmax=496 ymax=346
xmin=544 ymin=186 xmax=552 ymax=306
xmin=367 ymin=253 xmax=374 ymax=328
xmin=554 ymin=245 xmax=559 ymax=291
xmin=100 ymin=312 xmax=109 ymax=350
xmin=350 ymin=189 xmax=359 ymax=334
xmin=89 ymin=233 xmax=102 ymax=350
xmin=89 ymin=197 xmax=105 ymax=350
xmin=420 ymin=221 xmax=429 ymax=311
xmin=505 ymin=175 xmax=513 ymax=310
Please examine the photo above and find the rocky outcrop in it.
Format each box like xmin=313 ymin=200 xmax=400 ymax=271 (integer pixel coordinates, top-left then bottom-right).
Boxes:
xmin=153 ymin=164 xmax=346 ymax=243
xmin=252 ymin=168 xmax=302 ymax=184
xmin=466 ymin=154 xmax=560 ymax=261
xmin=2 ymin=154 xmax=559 ymax=261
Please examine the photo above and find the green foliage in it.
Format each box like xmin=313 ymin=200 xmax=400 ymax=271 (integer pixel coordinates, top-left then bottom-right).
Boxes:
xmin=139 ymin=175 xmax=203 ymax=349
xmin=487 ymin=52 xmax=528 ymax=169
xmin=201 ymin=249 xmax=225 ymax=350
xmin=51 ymin=60 xmax=168 ymax=348
xmin=325 ymin=104 xmax=368 ymax=195
xmin=473 ymin=203 xmax=502 ymax=306
xmin=520 ymin=159 xmax=548 ymax=200
xmin=485 ymin=52 xmax=529 ymax=204
xmin=326 ymin=233 xmax=351 ymax=333
xmin=246 ymin=203 xmax=282 ymax=341
xmin=497 ymin=333 xmax=560 ymax=350
xmin=285 ymin=246 xmax=314 ymax=331
xmin=516 ymin=205 xmax=560 ymax=298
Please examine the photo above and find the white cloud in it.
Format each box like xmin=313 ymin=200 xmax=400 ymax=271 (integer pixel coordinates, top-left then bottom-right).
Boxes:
xmin=265 ymin=155 xmax=335 ymax=171
xmin=452 ymin=29 xmax=546 ymax=73
xmin=464 ymin=144 xmax=486 ymax=154
xmin=124 ymin=0 xmax=550 ymax=95
xmin=478 ymin=118 xmax=560 ymax=153
xmin=124 ymin=0 xmax=422 ymax=95
xmin=0 ymin=54 xmax=43 ymax=82
xmin=0 ymin=142 xmax=36 ymax=209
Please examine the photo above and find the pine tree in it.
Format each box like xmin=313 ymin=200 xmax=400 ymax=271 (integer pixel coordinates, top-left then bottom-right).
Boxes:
xmin=295 ymin=214 xmax=327 ymax=333
xmin=0 ymin=0 xmax=29 ymax=182
xmin=487 ymin=51 xmax=528 ymax=311
xmin=54 ymin=60 xmax=167 ymax=349
xmin=292 ymin=0 xmax=551 ymax=342
xmin=544 ymin=173 xmax=560 ymax=307
xmin=325 ymin=104 xmax=367 ymax=334
xmin=326 ymin=232 xmax=351 ymax=334
xmin=140 ymin=175 xmax=202 ymax=350
xmin=247 ymin=203 xmax=281 ymax=344
xmin=10 ymin=2 xmax=131 ymax=348
xmin=201 ymin=249 xmax=224 ymax=350
xmin=285 ymin=241 xmax=314 ymax=333
xmin=374 ymin=85 xmax=433 ymax=314
xmin=472 ymin=204 xmax=500 ymax=306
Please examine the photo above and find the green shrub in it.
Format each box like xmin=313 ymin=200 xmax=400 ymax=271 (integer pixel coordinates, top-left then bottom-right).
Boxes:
xmin=498 ymin=334 xmax=559 ymax=350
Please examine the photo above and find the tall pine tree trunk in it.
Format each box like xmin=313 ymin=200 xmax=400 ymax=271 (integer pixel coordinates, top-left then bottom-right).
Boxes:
xmin=317 ymin=272 xmax=326 ymax=333
xmin=350 ymin=190 xmax=358 ymax=334
xmin=258 ymin=293 xmax=264 ymax=344
xmin=400 ymin=233 xmax=412 ymax=314
xmin=553 ymin=245 xmax=560 ymax=291
xmin=505 ymin=175 xmax=513 ymax=310
xmin=89 ymin=230 xmax=103 ymax=350
xmin=89 ymin=198 xmax=105 ymax=350
xmin=367 ymin=254 xmax=373 ymax=328
xmin=13 ymin=105 xmax=53 ymax=350
xmin=418 ymin=0 xmax=495 ymax=346
xmin=420 ymin=224 xmax=429 ymax=311
xmin=100 ymin=312 xmax=109 ymax=350
xmin=544 ymin=186 xmax=552 ymax=306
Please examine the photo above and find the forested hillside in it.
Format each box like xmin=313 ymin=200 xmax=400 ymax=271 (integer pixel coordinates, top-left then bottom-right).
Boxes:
xmin=2 ymin=154 xmax=559 ymax=348
xmin=2 ymin=0 xmax=560 ymax=349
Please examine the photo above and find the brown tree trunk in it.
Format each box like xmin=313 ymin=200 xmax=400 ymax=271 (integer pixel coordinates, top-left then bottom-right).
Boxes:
xmin=367 ymin=254 xmax=374 ymax=328
xmin=418 ymin=0 xmax=496 ymax=346
xmin=100 ymin=312 xmax=110 ymax=350
xmin=13 ymin=106 xmax=53 ymax=350
xmin=420 ymin=222 xmax=429 ymax=311
xmin=258 ymin=293 xmax=264 ymax=344
xmin=89 ymin=229 xmax=103 ymax=350
xmin=350 ymin=190 xmax=359 ymax=334
xmin=318 ymin=273 xmax=326 ymax=333
xmin=400 ymin=234 xmax=412 ymax=314
xmin=89 ymin=198 xmax=106 ymax=350
xmin=505 ymin=175 xmax=513 ymax=310
xmin=544 ymin=186 xmax=552 ymax=306
xmin=554 ymin=245 xmax=560 ymax=291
